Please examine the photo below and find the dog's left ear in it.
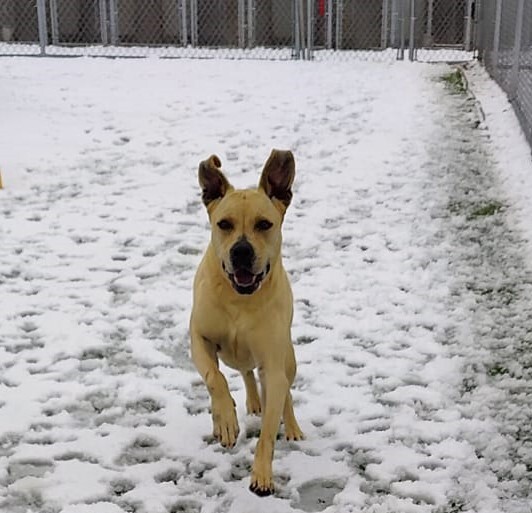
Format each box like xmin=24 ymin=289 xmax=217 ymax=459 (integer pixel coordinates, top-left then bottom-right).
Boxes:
xmin=198 ymin=155 xmax=232 ymax=208
xmin=258 ymin=149 xmax=295 ymax=210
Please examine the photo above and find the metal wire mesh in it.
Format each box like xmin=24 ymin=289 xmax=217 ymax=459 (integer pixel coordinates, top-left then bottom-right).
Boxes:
xmin=50 ymin=0 xmax=103 ymax=45
xmin=516 ymin=1 xmax=532 ymax=134
xmin=0 ymin=0 xmax=473 ymax=61
xmin=0 ymin=0 xmax=39 ymax=53
xmin=415 ymin=0 xmax=475 ymax=62
xmin=253 ymin=0 xmax=295 ymax=49
xmin=430 ymin=0 xmax=469 ymax=46
xmin=339 ymin=1 xmax=385 ymax=49
xmin=307 ymin=0 xmax=474 ymax=62
xmin=479 ymin=0 xmax=532 ymax=144
xmin=310 ymin=0 xmax=391 ymax=61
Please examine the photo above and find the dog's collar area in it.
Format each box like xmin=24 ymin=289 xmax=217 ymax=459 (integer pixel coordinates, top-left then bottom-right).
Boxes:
xmin=222 ymin=262 xmax=271 ymax=295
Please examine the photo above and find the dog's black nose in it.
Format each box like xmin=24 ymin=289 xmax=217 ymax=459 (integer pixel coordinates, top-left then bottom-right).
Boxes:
xmin=230 ymin=238 xmax=255 ymax=269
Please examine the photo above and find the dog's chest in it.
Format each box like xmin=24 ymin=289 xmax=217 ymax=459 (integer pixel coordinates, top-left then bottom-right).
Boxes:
xmin=208 ymin=310 xmax=259 ymax=371
xmin=216 ymin=328 xmax=256 ymax=371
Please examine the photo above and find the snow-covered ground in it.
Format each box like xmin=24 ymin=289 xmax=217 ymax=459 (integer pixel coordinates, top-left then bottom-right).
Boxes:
xmin=1 ymin=57 xmax=531 ymax=513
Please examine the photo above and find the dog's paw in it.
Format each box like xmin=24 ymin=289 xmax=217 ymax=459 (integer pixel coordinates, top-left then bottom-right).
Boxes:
xmin=285 ymin=422 xmax=304 ymax=442
xmin=249 ymin=472 xmax=274 ymax=497
xmin=212 ymin=407 xmax=239 ymax=448
xmin=246 ymin=396 xmax=262 ymax=416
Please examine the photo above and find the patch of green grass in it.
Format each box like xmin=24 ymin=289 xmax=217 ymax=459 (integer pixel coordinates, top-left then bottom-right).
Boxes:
xmin=465 ymin=283 xmax=517 ymax=306
xmin=486 ymin=362 xmax=510 ymax=377
xmin=447 ymin=199 xmax=505 ymax=219
xmin=470 ymin=201 xmax=504 ymax=218
xmin=441 ymin=69 xmax=467 ymax=94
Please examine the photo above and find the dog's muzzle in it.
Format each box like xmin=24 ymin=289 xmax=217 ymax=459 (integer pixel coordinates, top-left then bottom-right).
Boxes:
xmin=223 ymin=237 xmax=271 ymax=295
xmin=222 ymin=261 xmax=271 ymax=295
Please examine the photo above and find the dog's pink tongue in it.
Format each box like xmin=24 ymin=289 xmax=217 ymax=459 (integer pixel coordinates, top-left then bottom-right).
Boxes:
xmin=235 ymin=269 xmax=254 ymax=286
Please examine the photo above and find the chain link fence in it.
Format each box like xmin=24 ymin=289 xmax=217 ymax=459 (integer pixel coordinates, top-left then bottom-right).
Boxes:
xmin=0 ymin=0 xmax=474 ymax=61
xmin=478 ymin=0 xmax=532 ymax=144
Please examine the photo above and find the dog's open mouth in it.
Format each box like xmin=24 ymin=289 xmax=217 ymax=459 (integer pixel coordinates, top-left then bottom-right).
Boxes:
xmin=223 ymin=263 xmax=270 ymax=295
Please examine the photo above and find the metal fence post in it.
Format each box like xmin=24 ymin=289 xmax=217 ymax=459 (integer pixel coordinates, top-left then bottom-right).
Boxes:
xmin=397 ymin=0 xmax=405 ymax=59
xmin=390 ymin=0 xmax=397 ymax=47
xmin=474 ymin=0 xmax=483 ymax=57
xmin=179 ymin=0 xmax=188 ymax=46
xmin=464 ymin=0 xmax=473 ymax=52
xmin=37 ymin=0 xmax=48 ymax=55
xmin=238 ymin=0 xmax=245 ymax=48
xmin=408 ymin=0 xmax=415 ymax=61
xmin=190 ymin=0 xmax=198 ymax=47
xmin=49 ymin=0 xmax=59 ymax=45
xmin=326 ymin=0 xmax=333 ymax=49
xmin=335 ymin=0 xmax=343 ymax=50
xmin=381 ymin=0 xmax=389 ymax=49
xmin=306 ymin=0 xmax=313 ymax=59
xmin=247 ymin=0 xmax=255 ymax=49
xmin=510 ymin=0 xmax=525 ymax=100
xmin=294 ymin=0 xmax=301 ymax=58
xmin=99 ymin=0 xmax=109 ymax=45
xmin=300 ymin=0 xmax=306 ymax=55
xmin=294 ymin=0 xmax=306 ymax=59
xmin=424 ymin=0 xmax=433 ymax=46
xmin=491 ymin=0 xmax=503 ymax=77
xmin=109 ymin=0 xmax=118 ymax=45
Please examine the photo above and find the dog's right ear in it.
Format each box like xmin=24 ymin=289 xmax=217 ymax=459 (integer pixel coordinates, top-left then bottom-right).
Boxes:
xmin=198 ymin=155 xmax=231 ymax=208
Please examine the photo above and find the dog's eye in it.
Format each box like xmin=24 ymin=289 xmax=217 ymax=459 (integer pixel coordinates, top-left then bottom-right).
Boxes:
xmin=255 ymin=219 xmax=273 ymax=231
xmin=217 ymin=219 xmax=233 ymax=231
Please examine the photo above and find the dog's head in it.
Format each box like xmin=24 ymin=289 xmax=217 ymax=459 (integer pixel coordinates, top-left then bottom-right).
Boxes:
xmin=198 ymin=149 xmax=295 ymax=295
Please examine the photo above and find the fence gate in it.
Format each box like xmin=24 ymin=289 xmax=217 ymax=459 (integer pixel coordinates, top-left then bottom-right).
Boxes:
xmin=0 ymin=0 xmax=475 ymax=61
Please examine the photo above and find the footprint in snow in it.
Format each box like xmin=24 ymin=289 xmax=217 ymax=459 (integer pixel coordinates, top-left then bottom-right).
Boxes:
xmin=116 ymin=435 xmax=163 ymax=466
xmin=294 ymin=478 xmax=346 ymax=512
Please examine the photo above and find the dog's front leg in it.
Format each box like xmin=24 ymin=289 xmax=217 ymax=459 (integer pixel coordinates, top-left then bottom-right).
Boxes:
xmin=190 ymin=329 xmax=239 ymax=448
xmin=250 ymin=369 xmax=288 ymax=496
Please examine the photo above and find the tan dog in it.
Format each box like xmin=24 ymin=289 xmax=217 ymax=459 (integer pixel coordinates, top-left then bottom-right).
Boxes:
xmin=189 ymin=149 xmax=303 ymax=496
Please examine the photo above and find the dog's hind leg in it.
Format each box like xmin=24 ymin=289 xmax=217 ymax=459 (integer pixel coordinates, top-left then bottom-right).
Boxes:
xmin=283 ymin=392 xmax=303 ymax=441
xmin=283 ymin=345 xmax=303 ymax=440
xmin=242 ymin=370 xmax=261 ymax=415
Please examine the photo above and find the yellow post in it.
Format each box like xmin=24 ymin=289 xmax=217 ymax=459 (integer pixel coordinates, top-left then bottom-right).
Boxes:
xmin=0 ymin=169 xmax=3 ymax=189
